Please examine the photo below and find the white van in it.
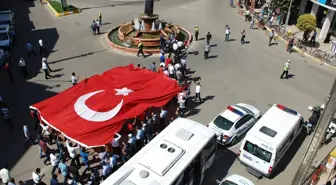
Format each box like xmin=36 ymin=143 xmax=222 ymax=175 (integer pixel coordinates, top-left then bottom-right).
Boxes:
xmin=237 ymin=104 xmax=303 ymax=178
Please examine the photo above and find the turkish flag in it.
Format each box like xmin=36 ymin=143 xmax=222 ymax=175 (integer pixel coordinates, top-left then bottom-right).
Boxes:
xmin=30 ymin=64 xmax=184 ymax=147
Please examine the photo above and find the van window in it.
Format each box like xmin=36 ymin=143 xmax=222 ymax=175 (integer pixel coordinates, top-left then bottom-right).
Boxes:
xmin=259 ymin=126 xmax=277 ymax=137
xmin=0 ymin=32 xmax=8 ymax=41
xmin=220 ymin=180 xmax=239 ymax=185
xmin=243 ymin=141 xmax=272 ymax=162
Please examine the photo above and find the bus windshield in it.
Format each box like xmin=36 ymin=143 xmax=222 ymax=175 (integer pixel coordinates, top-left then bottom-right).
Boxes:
xmin=243 ymin=141 xmax=272 ymax=163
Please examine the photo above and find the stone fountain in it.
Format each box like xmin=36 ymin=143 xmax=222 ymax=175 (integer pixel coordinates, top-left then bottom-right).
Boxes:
xmin=106 ymin=0 xmax=192 ymax=54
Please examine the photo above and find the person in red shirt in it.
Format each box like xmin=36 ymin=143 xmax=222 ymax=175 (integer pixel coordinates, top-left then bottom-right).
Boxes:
xmin=165 ymin=56 xmax=171 ymax=66
xmin=158 ymin=66 xmax=163 ymax=73
xmin=38 ymin=137 xmax=51 ymax=165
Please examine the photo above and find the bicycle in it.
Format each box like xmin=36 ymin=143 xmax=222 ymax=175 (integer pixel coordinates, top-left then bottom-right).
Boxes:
xmin=311 ymin=49 xmax=326 ymax=64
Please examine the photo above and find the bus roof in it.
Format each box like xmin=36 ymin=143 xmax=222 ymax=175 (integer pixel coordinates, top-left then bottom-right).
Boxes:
xmin=101 ymin=118 xmax=215 ymax=185
xmin=247 ymin=104 xmax=302 ymax=148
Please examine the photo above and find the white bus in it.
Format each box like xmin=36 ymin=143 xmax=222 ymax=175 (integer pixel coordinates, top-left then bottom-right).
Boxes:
xmin=238 ymin=104 xmax=303 ymax=178
xmin=101 ymin=118 xmax=217 ymax=185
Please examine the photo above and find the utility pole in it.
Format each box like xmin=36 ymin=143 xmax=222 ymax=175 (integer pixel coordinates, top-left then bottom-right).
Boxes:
xmin=283 ymin=0 xmax=294 ymax=35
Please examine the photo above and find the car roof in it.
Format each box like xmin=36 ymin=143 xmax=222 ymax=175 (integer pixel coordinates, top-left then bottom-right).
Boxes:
xmin=0 ymin=14 xmax=11 ymax=21
xmin=223 ymin=174 xmax=255 ymax=185
xmin=219 ymin=105 xmax=247 ymax=123
xmin=0 ymin=25 xmax=9 ymax=33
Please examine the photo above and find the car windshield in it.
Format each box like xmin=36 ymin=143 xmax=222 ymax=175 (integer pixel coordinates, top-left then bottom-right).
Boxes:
xmin=220 ymin=180 xmax=238 ymax=185
xmin=235 ymin=105 xmax=253 ymax=114
xmin=0 ymin=33 xmax=8 ymax=41
xmin=243 ymin=141 xmax=272 ymax=162
xmin=213 ymin=115 xmax=234 ymax=130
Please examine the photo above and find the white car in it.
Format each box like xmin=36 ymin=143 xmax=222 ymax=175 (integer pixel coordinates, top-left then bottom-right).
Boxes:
xmin=216 ymin=174 xmax=255 ymax=185
xmin=208 ymin=103 xmax=261 ymax=145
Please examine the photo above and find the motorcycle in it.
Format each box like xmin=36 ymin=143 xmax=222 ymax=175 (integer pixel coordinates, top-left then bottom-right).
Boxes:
xmin=304 ymin=104 xmax=324 ymax=135
xmin=322 ymin=118 xmax=336 ymax=144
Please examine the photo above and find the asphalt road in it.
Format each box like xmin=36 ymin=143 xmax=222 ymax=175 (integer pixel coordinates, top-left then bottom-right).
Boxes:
xmin=0 ymin=0 xmax=335 ymax=184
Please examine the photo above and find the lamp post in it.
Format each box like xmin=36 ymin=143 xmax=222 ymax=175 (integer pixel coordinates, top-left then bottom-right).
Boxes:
xmin=283 ymin=0 xmax=294 ymax=35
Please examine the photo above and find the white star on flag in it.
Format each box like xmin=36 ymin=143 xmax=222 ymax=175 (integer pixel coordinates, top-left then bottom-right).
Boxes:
xmin=115 ymin=87 xmax=134 ymax=96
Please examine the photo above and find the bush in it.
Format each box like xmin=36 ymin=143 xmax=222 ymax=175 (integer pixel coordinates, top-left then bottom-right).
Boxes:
xmin=49 ymin=1 xmax=77 ymax=13
xmin=296 ymin=14 xmax=317 ymax=32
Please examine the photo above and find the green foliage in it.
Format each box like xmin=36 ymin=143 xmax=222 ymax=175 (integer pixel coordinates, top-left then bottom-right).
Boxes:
xmin=296 ymin=14 xmax=317 ymax=32
xmin=49 ymin=1 xmax=77 ymax=13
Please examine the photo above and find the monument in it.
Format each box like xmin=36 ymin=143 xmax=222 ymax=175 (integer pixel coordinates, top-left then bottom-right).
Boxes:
xmin=106 ymin=0 xmax=192 ymax=54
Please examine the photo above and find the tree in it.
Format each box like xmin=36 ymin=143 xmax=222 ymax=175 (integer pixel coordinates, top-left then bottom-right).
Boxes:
xmin=270 ymin=0 xmax=300 ymax=14
xmin=296 ymin=14 xmax=317 ymax=32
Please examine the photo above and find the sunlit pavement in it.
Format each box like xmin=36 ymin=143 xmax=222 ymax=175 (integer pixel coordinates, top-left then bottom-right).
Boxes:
xmin=0 ymin=0 xmax=335 ymax=184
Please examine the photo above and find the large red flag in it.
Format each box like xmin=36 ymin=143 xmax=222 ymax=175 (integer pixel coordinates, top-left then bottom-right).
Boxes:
xmin=30 ymin=64 xmax=183 ymax=147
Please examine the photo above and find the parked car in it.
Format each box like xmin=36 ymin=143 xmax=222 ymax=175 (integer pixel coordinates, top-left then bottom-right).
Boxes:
xmin=0 ymin=12 xmax=15 ymax=31
xmin=0 ymin=25 xmax=14 ymax=49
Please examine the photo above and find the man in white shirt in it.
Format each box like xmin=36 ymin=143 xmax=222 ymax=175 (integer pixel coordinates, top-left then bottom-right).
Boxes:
xmin=163 ymin=69 xmax=169 ymax=76
xmin=18 ymin=58 xmax=29 ymax=78
xmin=195 ymin=81 xmax=202 ymax=103
xmin=42 ymin=59 xmax=52 ymax=79
xmin=225 ymin=25 xmax=230 ymax=42
xmin=180 ymin=57 xmax=187 ymax=76
xmin=0 ymin=164 xmax=10 ymax=184
xmin=71 ymin=72 xmax=79 ymax=86
xmin=32 ymin=168 xmax=42 ymax=184
xmin=66 ymin=140 xmax=80 ymax=167
xmin=174 ymin=62 xmax=181 ymax=71
xmin=50 ymin=151 xmax=59 ymax=175
xmin=96 ymin=20 xmax=100 ymax=34
xmin=111 ymin=133 xmax=121 ymax=155
xmin=38 ymin=38 xmax=48 ymax=54
xmin=168 ymin=64 xmax=175 ymax=78
xmin=159 ymin=107 xmax=168 ymax=131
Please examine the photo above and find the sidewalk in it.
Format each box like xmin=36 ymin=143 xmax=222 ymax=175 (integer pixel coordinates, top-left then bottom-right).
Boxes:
xmin=237 ymin=4 xmax=336 ymax=68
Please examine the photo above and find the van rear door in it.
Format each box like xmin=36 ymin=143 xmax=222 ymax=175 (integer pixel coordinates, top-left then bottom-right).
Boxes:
xmin=241 ymin=139 xmax=273 ymax=176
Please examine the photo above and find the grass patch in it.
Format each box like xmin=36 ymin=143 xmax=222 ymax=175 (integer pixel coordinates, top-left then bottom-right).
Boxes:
xmin=49 ymin=1 xmax=77 ymax=13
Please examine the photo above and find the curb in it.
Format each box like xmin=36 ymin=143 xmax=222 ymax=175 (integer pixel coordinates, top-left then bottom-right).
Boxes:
xmin=105 ymin=25 xmax=193 ymax=55
xmin=46 ymin=2 xmax=80 ymax=17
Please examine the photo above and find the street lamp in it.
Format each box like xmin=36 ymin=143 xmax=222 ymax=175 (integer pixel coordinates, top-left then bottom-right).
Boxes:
xmin=283 ymin=0 xmax=294 ymax=35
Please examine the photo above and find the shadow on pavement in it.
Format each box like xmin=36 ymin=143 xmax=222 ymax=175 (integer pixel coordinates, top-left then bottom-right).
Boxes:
xmin=49 ymin=49 xmax=107 ymax=64
xmin=270 ymin=131 xmax=307 ymax=179
xmin=203 ymin=147 xmax=237 ymax=184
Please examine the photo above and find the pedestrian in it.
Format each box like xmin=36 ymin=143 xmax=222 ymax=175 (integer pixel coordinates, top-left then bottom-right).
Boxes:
xmin=99 ymin=12 xmax=102 ymax=25
xmin=38 ymin=38 xmax=48 ymax=54
xmin=280 ymin=60 xmax=290 ymax=79
xmin=195 ymin=25 xmax=199 ymax=41
xmin=145 ymin=116 xmax=153 ymax=140
xmin=287 ymin=37 xmax=294 ymax=53
xmin=91 ymin=21 xmax=97 ymax=35
xmin=101 ymin=161 xmax=112 ymax=180
xmin=50 ymin=174 xmax=59 ymax=185
xmin=18 ymin=181 xmax=26 ymax=185
xmin=8 ymin=178 xmax=15 ymax=185
xmin=27 ymin=41 xmax=36 ymax=58
xmin=50 ymin=151 xmax=59 ymax=175
xmin=181 ymin=56 xmax=187 ymax=76
xmin=4 ymin=61 xmax=14 ymax=84
xmin=71 ymin=72 xmax=79 ymax=86
xmin=58 ymin=158 xmax=69 ymax=185
xmin=111 ymin=133 xmax=121 ymax=155
xmin=150 ymin=62 xmax=156 ymax=72
xmin=225 ymin=25 xmax=230 ymax=42
xmin=195 ymin=81 xmax=202 ymax=103
xmin=168 ymin=64 xmax=175 ymax=78
xmin=96 ymin=20 xmax=100 ymax=34
xmin=32 ymin=168 xmax=42 ymax=184
xmin=42 ymin=59 xmax=52 ymax=79
xmin=56 ymin=134 xmax=65 ymax=159
xmin=206 ymin=32 xmax=212 ymax=44
xmin=137 ymin=40 xmax=145 ymax=57
xmin=65 ymin=139 xmax=80 ymax=167
xmin=135 ymin=126 xmax=144 ymax=151
xmin=38 ymin=138 xmax=51 ymax=165
xmin=1 ymin=105 xmax=14 ymax=129
xmin=250 ymin=18 xmax=254 ymax=29
xmin=23 ymin=125 xmax=33 ymax=147
xmin=127 ymin=133 xmax=136 ymax=156
xmin=159 ymin=107 xmax=168 ymax=131
xmin=241 ymin=30 xmax=246 ymax=44
xmin=18 ymin=58 xmax=29 ymax=79
xmin=204 ymin=43 xmax=210 ymax=59
xmin=88 ymin=168 xmax=100 ymax=185
xmin=80 ymin=147 xmax=90 ymax=171
xmin=178 ymin=97 xmax=186 ymax=117
xmin=109 ymin=152 xmax=120 ymax=172
xmin=0 ymin=164 xmax=10 ymax=185
xmin=269 ymin=30 xmax=275 ymax=46
xmin=310 ymin=30 xmax=317 ymax=45
xmin=160 ymin=35 xmax=165 ymax=49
